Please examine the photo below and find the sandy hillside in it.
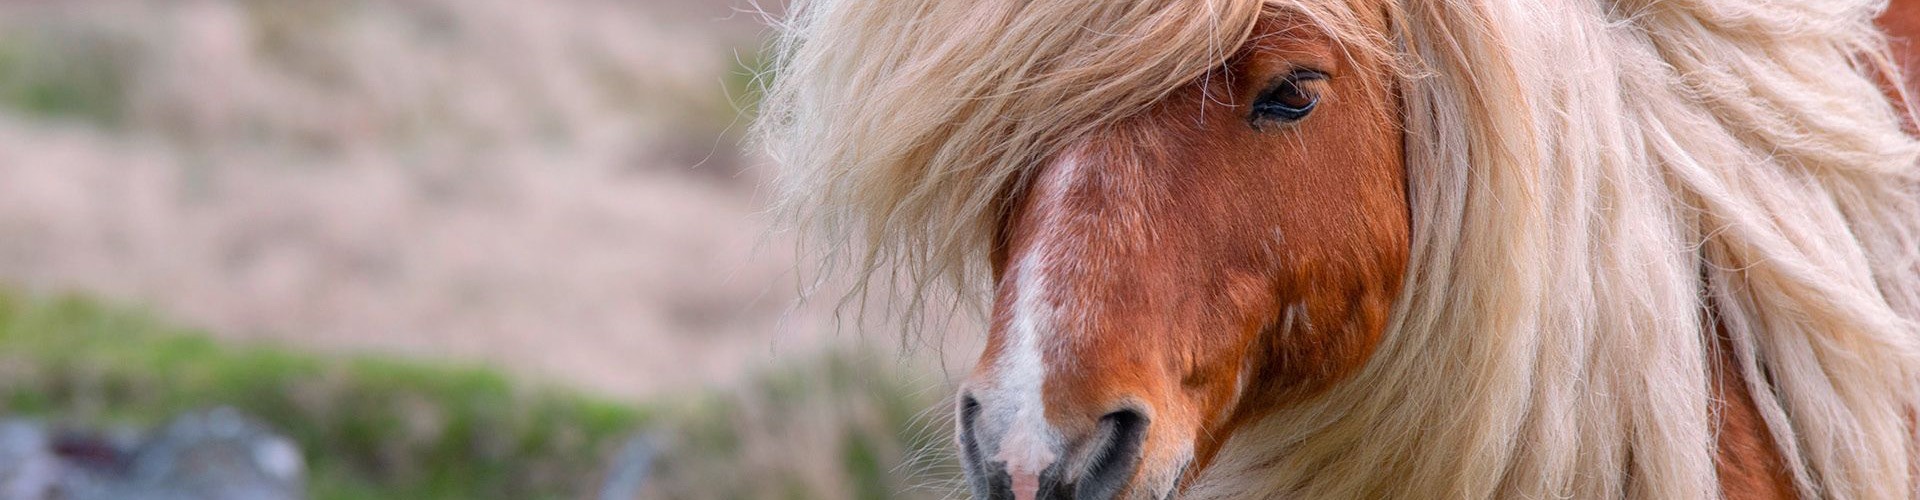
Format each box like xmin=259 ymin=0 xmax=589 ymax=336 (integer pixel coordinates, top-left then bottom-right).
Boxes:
xmin=0 ymin=0 xmax=972 ymax=401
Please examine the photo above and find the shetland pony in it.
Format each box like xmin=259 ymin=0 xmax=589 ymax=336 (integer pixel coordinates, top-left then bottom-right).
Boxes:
xmin=759 ymin=0 xmax=1920 ymax=498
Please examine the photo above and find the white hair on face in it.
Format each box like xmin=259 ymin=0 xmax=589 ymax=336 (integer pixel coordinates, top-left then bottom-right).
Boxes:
xmin=759 ymin=0 xmax=1920 ymax=498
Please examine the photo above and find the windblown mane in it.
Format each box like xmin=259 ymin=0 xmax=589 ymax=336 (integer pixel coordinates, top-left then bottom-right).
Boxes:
xmin=759 ymin=0 xmax=1920 ymax=497
xmin=758 ymin=0 xmax=1277 ymax=325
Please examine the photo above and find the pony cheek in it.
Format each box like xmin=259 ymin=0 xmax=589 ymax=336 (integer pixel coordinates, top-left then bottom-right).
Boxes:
xmin=1181 ymin=329 xmax=1263 ymax=460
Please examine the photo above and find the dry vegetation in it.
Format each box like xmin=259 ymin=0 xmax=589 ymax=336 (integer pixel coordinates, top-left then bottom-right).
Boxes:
xmin=0 ymin=0 xmax=852 ymax=399
xmin=0 ymin=0 xmax=966 ymax=497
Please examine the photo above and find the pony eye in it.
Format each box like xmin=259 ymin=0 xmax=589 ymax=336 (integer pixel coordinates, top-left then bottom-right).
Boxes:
xmin=1250 ymin=70 xmax=1326 ymax=126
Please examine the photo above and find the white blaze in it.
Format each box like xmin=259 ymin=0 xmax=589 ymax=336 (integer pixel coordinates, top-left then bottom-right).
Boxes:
xmin=977 ymin=154 xmax=1085 ymax=500
xmin=994 ymin=264 xmax=1058 ymax=500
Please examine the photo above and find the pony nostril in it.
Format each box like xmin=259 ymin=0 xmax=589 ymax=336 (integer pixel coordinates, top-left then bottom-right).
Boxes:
xmin=959 ymin=395 xmax=984 ymax=460
xmin=960 ymin=394 xmax=982 ymax=434
xmin=959 ymin=395 xmax=985 ymax=454
xmin=959 ymin=394 xmax=1008 ymax=498
xmin=1074 ymin=408 xmax=1148 ymax=500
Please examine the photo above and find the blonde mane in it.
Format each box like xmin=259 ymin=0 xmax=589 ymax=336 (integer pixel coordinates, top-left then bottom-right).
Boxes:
xmin=759 ymin=0 xmax=1920 ymax=497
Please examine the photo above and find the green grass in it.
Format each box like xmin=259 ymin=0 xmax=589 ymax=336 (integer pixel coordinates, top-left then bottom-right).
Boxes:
xmin=646 ymin=350 xmax=952 ymax=500
xmin=0 ymin=291 xmax=957 ymax=499
xmin=0 ymin=292 xmax=647 ymax=500
xmin=0 ymin=34 xmax=132 ymax=127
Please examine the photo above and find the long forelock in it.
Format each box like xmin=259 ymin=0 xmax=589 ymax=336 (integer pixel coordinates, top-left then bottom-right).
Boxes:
xmin=759 ymin=0 xmax=1387 ymax=334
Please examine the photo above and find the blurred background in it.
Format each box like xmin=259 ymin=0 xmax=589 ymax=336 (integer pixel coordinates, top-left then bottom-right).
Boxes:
xmin=0 ymin=0 xmax=972 ymax=498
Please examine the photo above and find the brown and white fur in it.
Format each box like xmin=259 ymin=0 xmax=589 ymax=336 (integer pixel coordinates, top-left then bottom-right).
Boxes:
xmin=760 ymin=0 xmax=1920 ymax=498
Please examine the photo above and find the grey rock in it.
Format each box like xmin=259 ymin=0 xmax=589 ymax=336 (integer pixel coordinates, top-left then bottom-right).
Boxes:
xmin=597 ymin=434 xmax=656 ymax=500
xmin=0 ymin=421 xmax=58 ymax=500
xmin=0 ymin=408 xmax=306 ymax=500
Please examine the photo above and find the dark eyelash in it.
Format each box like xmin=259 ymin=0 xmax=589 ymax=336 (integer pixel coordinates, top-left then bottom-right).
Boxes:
xmin=1249 ymin=69 xmax=1327 ymax=127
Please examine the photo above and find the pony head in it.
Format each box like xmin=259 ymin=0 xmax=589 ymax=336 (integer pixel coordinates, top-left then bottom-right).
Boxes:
xmin=954 ymin=9 xmax=1405 ymax=499
xmin=769 ymin=1 xmax=1404 ymax=495
xmin=761 ymin=0 xmax=1920 ymax=498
